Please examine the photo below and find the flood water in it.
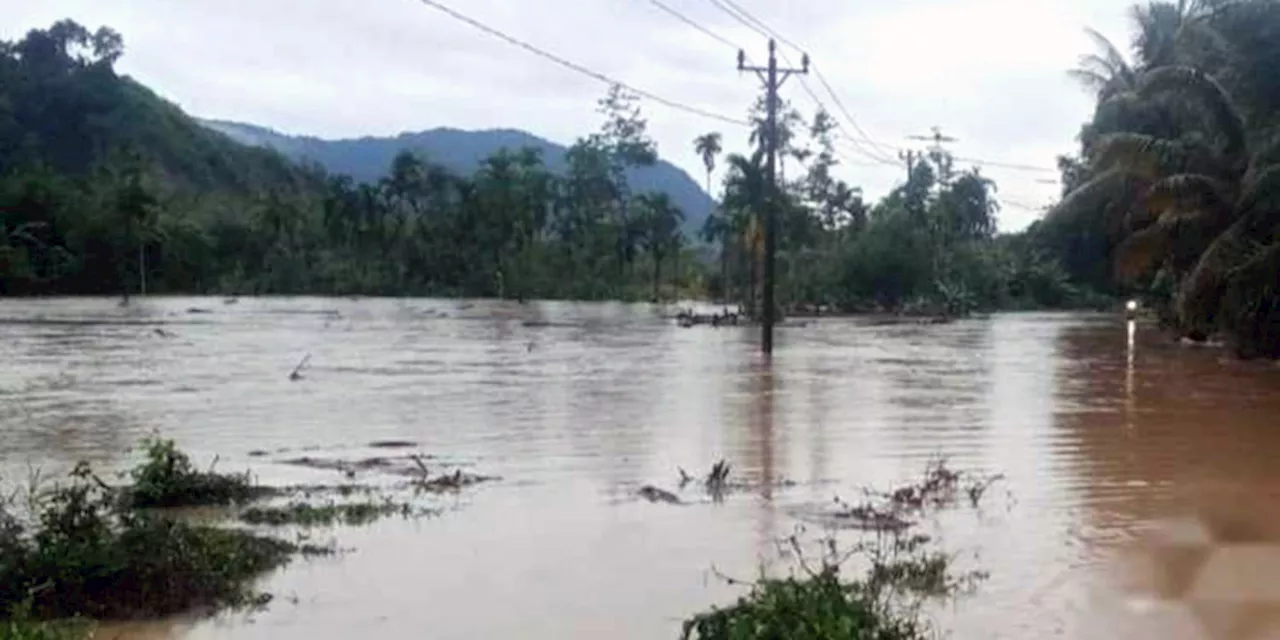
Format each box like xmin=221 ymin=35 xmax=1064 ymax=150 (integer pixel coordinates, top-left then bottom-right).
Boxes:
xmin=3 ymin=297 xmax=1280 ymax=639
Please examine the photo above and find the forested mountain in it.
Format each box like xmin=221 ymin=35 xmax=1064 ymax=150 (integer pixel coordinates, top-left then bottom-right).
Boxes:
xmin=0 ymin=20 xmax=704 ymax=299
xmin=0 ymin=18 xmax=1087 ymax=311
xmin=1035 ymin=0 xmax=1280 ymax=357
xmin=197 ymin=119 xmax=715 ymax=234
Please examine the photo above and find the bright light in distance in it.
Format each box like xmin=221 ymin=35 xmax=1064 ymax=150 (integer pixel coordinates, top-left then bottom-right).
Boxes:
xmin=1126 ymin=300 xmax=1139 ymax=312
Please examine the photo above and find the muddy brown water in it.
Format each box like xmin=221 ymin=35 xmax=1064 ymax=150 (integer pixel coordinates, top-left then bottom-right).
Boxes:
xmin=3 ymin=297 xmax=1280 ymax=639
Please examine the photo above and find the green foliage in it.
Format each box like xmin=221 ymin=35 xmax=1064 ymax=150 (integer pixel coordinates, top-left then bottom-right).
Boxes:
xmin=0 ymin=19 xmax=1101 ymax=312
xmin=682 ymin=461 xmax=995 ymax=640
xmin=0 ymin=600 xmax=90 ymax=640
xmin=0 ymin=21 xmax=712 ymax=301
xmin=681 ymin=566 xmax=922 ymax=640
xmin=239 ymin=500 xmax=423 ymax=527
xmin=1042 ymin=0 xmax=1280 ymax=356
xmin=0 ymin=463 xmax=295 ymax=623
xmin=125 ymin=438 xmax=265 ymax=509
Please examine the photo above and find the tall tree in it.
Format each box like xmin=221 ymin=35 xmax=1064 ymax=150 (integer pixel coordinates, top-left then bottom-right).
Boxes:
xmin=635 ymin=192 xmax=685 ymax=300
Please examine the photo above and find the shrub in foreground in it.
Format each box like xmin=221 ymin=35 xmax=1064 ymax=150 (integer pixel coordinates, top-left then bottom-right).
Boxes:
xmin=682 ymin=461 xmax=995 ymax=640
xmin=124 ymin=438 xmax=269 ymax=508
xmin=0 ymin=463 xmax=295 ymax=623
xmin=681 ymin=566 xmax=923 ymax=640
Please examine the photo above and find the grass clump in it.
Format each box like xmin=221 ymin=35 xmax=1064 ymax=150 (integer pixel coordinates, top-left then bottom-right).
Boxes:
xmin=682 ymin=461 xmax=996 ymax=640
xmin=125 ymin=438 xmax=270 ymax=508
xmin=0 ymin=600 xmax=91 ymax=640
xmin=0 ymin=462 xmax=296 ymax=624
xmin=681 ymin=565 xmax=922 ymax=640
xmin=240 ymin=500 xmax=430 ymax=527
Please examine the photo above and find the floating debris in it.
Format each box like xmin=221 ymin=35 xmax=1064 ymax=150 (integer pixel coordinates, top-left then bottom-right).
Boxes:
xmin=280 ymin=455 xmax=396 ymax=474
xmin=367 ymin=440 xmax=419 ymax=450
xmin=637 ymin=485 xmax=681 ymax=504
xmin=803 ymin=460 xmax=1003 ymax=532
xmin=289 ymin=353 xmax=311 ymax=381
xmin=705 ymin=459 xmax=731 ymax=497
xmin=405 ymin=455 xmax=499 ymax=492
xmin=412 ymin=469 xmax=500 ymax=492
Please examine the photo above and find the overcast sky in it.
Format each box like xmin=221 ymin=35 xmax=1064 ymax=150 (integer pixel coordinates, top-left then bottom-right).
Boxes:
xmin=6 ymin=0 xmax=1135 ymax=231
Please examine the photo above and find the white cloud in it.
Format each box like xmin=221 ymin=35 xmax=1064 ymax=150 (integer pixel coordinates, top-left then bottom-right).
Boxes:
xmin=3 ymin=0 xmax=1133 ymax=231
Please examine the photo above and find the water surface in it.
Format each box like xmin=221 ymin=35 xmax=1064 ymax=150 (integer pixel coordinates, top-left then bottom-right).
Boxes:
xmin=3 ymin=297 xmax=1278 ymax=639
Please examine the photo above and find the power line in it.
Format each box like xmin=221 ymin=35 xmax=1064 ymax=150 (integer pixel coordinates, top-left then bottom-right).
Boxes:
xmin=811 ymin=66 xmax=901 ymax=164
xmin=703 ymin=0 xmax=899 ymax=166
xmin=700 ymin=0 xmax=1064 ymax=175
xmin=718 ymin=0 xmax=805 ymax=53
xmin=647 ymin=0 xmax=896 ymax=173
xmin=705 ymin=0 xmax=770 ymax=40
xmin=701 ymin=0 xmax=898 ymax=167
xmin=416 ymin=0 xmax=748 ymax=127
xmin=955 ymin=157 xmax=1060 ymax=174
xmin=999 ymin=198 xmax=1052 ymax=212
xmin=645 ymin=0 xmax=742 ymax=52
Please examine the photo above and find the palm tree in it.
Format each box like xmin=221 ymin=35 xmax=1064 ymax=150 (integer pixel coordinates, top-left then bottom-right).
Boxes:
xmin=699 ymin=213 xmax=730 ymax=301
xmin=722 ymin=152 xmax=767 ymax=314
xmin=1070 ymin=28 xmax=1139 ymax=100
xmin=693 ymin=133 xmax=723 ymax=207
xmin=1054 ymin=63 xmax=1280 ymax=354
xmin=1129 ymin=0 xmax=1233 ymax=69
xmin=635 ymin=193 xmax=685 ymax=301
xmin=694 ymin=132 xmax=726 ymax=299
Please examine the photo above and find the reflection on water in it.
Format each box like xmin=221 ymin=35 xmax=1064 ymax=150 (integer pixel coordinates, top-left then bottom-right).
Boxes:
xmin=3 ymin=298 xmax=1280 ymax=639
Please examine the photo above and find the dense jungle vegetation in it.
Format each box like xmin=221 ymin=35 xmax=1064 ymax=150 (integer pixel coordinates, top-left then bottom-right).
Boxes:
xmin=4 ymin=2 xmax=1280 ymax=357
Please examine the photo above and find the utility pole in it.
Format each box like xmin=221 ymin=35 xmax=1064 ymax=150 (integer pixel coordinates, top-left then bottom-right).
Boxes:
xmin=739 ymin=40 xmax=808 ymax=356
xmin=898 ymin=149 xmax=916 ymax=182
xmin=907 ymin=126 xmax=958 ymax=153
xmin=907 ymin=126 xmax=958 ymax=185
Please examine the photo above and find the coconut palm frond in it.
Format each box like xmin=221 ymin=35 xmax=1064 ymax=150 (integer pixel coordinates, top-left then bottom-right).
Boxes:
xmin=5 ymin=221 xmax=48 ymax=247
xmin=1218 ymin=240 xmax=1280 ymax=357
xmin=1179 ymin=18 xmax=1235 ymax=63
xmin=1235 ymin=164 xmax=1280 ymax=235
xmin=1083 ymin=27 xmax=1134 ymax=79
xmin=1138 ymin=66 xmax=1247 ymax=161
xmin=1090 ymin=132 xmax=1182 ymax=178
xmin=1045 ymin=167 xmax=1146 ymax=238
xmin=1177 ymin=224 xmax=1251 ymax=331
xmin=1144 ymin=173 xmax=1230 ymax=226
xmin=1068 ymin=68 xmax=1116 ymax=95
xmin=1075 ymin=54 xmax=1118 ymax=80
xmin=1115 ymin=223 xmax=1174 ymax=282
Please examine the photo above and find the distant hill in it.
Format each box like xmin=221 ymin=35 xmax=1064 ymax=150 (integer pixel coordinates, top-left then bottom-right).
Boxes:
xmin=197 ymin=119 xmax=716 ymax=234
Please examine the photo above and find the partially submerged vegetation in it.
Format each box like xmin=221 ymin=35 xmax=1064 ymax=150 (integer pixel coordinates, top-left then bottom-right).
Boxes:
xmin=239 ymin=500 xmax=430 ymax=527
xmin=682 ymin=461 xmax=997 ymax=640
xmin=1038 ymin=0 xmax=1280 ymax=358
xmin=278 ymin=451 xmax=500 ymax=491
xmin=124 ymin=438 xmax=269 ymax=508
xmin=0 ymin=438 xmax=493 ymax=634
xmin=0 ymin=463 xmax=295 ymax=625
xmin=638 ymin=459 xmax=795 ymax=505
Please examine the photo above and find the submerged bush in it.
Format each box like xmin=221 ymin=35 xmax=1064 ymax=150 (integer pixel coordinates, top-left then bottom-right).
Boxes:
xmin=0 ymin=600 xmax=90 ymax=640
xmin=125 ymin=438 xmax=268 ymax=508
xmin=240 ymin=500 xmax=424 ymax=527
xmin=0 ymin=462 xmax=295 ymax=623
xmin=681 ymin=566 xmax=922 ymax=640
xmin=682 ymin=462 xmax=995 ymax=640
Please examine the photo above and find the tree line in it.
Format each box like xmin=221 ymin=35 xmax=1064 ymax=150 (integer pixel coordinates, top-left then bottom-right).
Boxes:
xmin=1038 ymin=0 xmax=1280 ymax=357
xmin=6 ymin=16 xmax=1196 ymax=327
xmin=694 ymin=105 xmax=1090 ymax=317
xmin=0 ymin=22 xmax=691 ymax=300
